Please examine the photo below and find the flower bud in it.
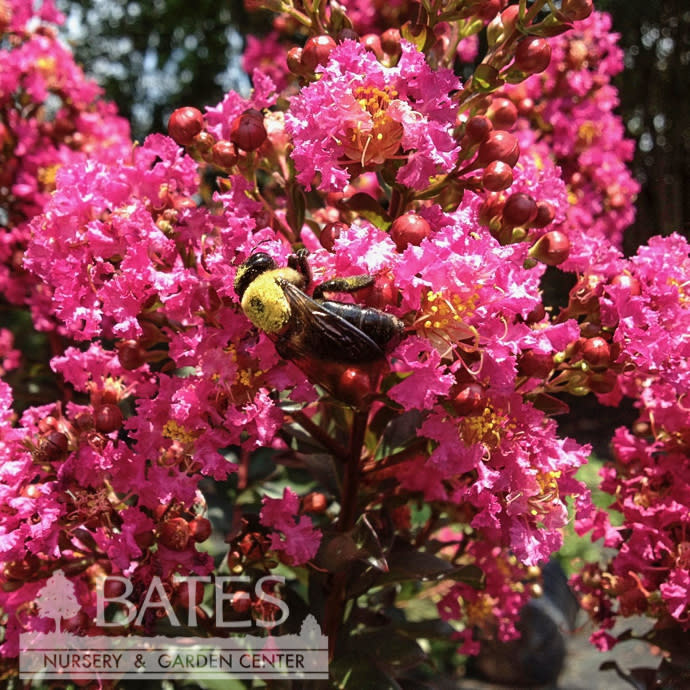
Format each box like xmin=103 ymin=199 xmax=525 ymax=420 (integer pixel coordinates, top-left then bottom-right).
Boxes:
xmin=381 ymin=28 xmax=402 ymax=57
xmin=189 ymin=517 xmax=213 ymax=542
xmin=514 ymin=37 xmax=552 ymax=75
xmin=302 ymin=492 xmax=328 ymax=513
xmin=41 ymin=431 xmax=69 ymax=461
xmin=482 ymin=160 xmax=513 ymax=191
xmin=168 ymin=107 xmax=204 ymax=146
xmin=464 ymin=115 xmax=493 ymax=144
xmin=93 ymin=403 xmax=123 ymax=434
xmin=336 ymin=28 xmax=359 ymax=43
xmin=478 ymin=193 xmax=504 ymax=227
xmin=390 ymin=213 xmax=431 ymax=251
xmin=337 ymin=367 xmax=373 ymax=407
xmin=518 ymin=350 xmax=554 ymax=378
xmin=582 ymin=337 xmax=611 ymax=371
xmin=487 ymin=97 xmax=518 ymax=131
xmin=476 ymin=131 xmax=520 ymax=167
xmin=360 ymin=34 xmax=383 ymax=59
xmin=609 ymin=273 xmax=641 ymax=296
xmin=230 ymin=109 xmax=266 ymax=152
xmin=159 ymin=517 xmax=191 ymax=551
xmin=211 ymin=140 xmax=238 ymax=169
xmin=287 ymin=47 xmax=306 ymax=75
xmin=529 ymin=230 xmax=570 ymax=266
xmin=320 ymin=221 xmax=347 ymax=251
xmin=502 ymin=193 xmax=538 ymax=227
xmin=175 ymin=579 xmax=206 ymax=609
xmin=532 ymin=201 xmax=556 ymax=228
xmin=451 ymin=383 xmax=485 ymax=416
xmin=301 ymin=35 xmax=337 ymax=72
xmin=117 ymin=339 xmax=146 ymax=370
xmin=560 ymin=0 xmax=594 ymax=21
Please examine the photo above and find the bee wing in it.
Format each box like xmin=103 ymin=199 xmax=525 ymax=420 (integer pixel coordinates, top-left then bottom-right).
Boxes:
xmin=280 ymin=280 xmax=385 ymax=362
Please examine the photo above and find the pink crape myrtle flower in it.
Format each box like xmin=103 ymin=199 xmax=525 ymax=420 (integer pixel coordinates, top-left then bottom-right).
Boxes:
xmin=260 ymin=488 xmax=321 ymax=565
xmin=286 ymin=40 xmax=460 ymax=192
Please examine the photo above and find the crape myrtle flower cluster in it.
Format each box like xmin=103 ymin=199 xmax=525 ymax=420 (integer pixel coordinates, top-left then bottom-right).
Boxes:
xmin=2 ymin=0 xmax=688 ymax=684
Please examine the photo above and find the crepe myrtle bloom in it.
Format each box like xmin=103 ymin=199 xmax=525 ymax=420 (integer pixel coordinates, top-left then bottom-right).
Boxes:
xmin=286 ymin=39 xmax=460 ymax=192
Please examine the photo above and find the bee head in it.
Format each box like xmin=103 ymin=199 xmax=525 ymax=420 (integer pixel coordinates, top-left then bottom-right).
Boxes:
xmin=234 ymin=252 xmax=277 ymax=298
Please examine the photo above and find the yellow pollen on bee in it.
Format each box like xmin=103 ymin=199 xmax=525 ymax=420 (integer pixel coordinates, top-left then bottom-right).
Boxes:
xmin=162 ymin=420 xmax=198 ymax=444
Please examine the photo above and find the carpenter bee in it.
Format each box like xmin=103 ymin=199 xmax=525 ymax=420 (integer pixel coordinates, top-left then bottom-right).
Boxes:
xmin=234 ymin=249 xmax=404 ymax=401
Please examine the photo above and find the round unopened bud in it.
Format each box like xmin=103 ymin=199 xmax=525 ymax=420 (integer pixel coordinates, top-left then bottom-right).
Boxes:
xmin=560 ymin=0 xmax=594 ymax=21
xmin=514 ymin=37 xmax=552 ymax=75
xmin=41 ymin=431 xmax=69 ymax=461
xmin=390 ymin=213 xmax=431 ymax=251
xmin=211 ymin=140 xmax=238 ymax=169
xmin=230 ymin=109 xmax=266 ymax=152
xmin=301 ymin=35 xmax=337 ymax=71
xmin=320 ymin=221 xmax=347 ymax=251
xmin=465 ymin=115 xmax=493 ymax=144
xmin=500 ymin=5 xmax=520 ymax=35
xmin=189 ymin=517 xmax=212 ymax=542
xmin=176 ymin=579 xmax=206 ymax=609
xmin=582 ymin=337 xmax=611 ymax=371
xmin=451 ymin=383 xmax=485 ymax=416
xmin=477 ymin=131 xmax=520 ymax=167
xmin=478 ymin=194 xmax=505 ymax=227
xmin=159 ymin=517 xmax=190 ymax=551
xmin=518 ymin=350 xmax=554 ymax=378
xmin=93 ymin=403 xmax=123 ymax=434
xmin=476 ymin=0 xmax=501 ymax=21
xmin=303 ymin=492 xmax=328 ymax=514
xmin=360 ymin=33 xmax=383 ymax=59
xmin=487 ymin=98 xmax=518 ymax=131
xmin=503 ymin=193 xmax=538 ymax=227
xmin=287 ymin=47 xmax=306 ymax=75
xmin=532 ymin=201 xmax=556 ymax=228
xmin=381 ymin=28 xmax=402 ymax=56
xmin=117 ymin=339 xmax=145 ymax=370
xmin=168 ymin=107 xmax=204 ymax=146
xmin=609 ymin=273 xmax=641 ymax=296
xmin=482 ymin=160 xmax=513 ymax=192
xmin=337 ymin=367 xmax=372 ymax=406
xmin=336 ymin=28 xmax=359 ymax=43
xmin=529 ymin=230 xmax=570 ymax=266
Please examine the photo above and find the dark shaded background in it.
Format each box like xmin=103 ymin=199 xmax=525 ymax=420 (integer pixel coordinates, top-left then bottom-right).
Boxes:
xmin=56 ymin=0 xmax=690 ymax=252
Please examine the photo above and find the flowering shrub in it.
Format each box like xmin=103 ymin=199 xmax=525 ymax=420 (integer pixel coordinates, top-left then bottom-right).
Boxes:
xmin=1 ymin=0 xmax=689 ymax=687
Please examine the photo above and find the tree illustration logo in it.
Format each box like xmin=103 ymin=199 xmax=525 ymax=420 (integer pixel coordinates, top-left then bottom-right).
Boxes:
xmin=35 ymin=570 xmax=81 ymax=633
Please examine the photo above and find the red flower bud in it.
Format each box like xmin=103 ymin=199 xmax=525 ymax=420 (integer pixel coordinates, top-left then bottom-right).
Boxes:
xmin=168 ymin=107 xmax=204 ymax=146
xmin=117 ymin=339 xmax=145 ymax=370
xmin=176 ymin=580 xmax=206 ymax=609
xmin=230 ymin=109 xmax=266 ymax=151
xmin=302 ymin=492 xmax=328 ymax=513
xmin=360 ymin=34 xmax=383 ymax=59
xmin=301 ymin=35 xmax=337 ymax=71
xmin=487 ymin=98 xmax=518 ymax=131
xmin=381 ymin=28 xmax=402 ymax=57
xmin=529 ymin=230 xmax=570 ymax=266
xmin=482 ymin=160 xmax=513 ymax=192
xmin=582 ymin=337 xmax=611 ymax=371
xmin=41 ymin=431 xmax=69 ymax=461
xmin=514 ymin=37 xmax=552 ymax=75
xmin=518 ymin=350 xmax=554 ymax=378
xmin=532 ymin=201 xmax=556 ymax=228
xmin=502 ymin=193 xmax=538 ymax=227
xmin=189 ymin=517 xmax=212 ymax=542
xmin=390 ymin=213 xmax=431 ymax=251
xmin=500 ymin=5 xmax=520 ymax=35
xmin=287 ymin=47 xmax=306 ymax=75
xmin=465 ymin=115 xmax=493 ymax=144
xmin=560 ymin=0 xmax=593 ymax=21
xmin=609 ymin=273 xmax=641 ymax=296
xmin=477 ymin=131 xmax=520 ymax=167
xmin=336 ymin=28 xmax=360 ymax=43
xmin=337 ymin=367 xmax=373 ymax=407
xmin=93 ymin=403 xmax=123 ymax=434
xmin=451 ymin=383 xmax=485 ymax=416
xmin=211 ymin=140 xmax=238 ymax=169
xmin=320 ymin=221 xmax=347 ymax=251
xmin=159 ymin=517 xmax=191 ymax=551
xmin=478 ymin=193 xmax=505 ymax=227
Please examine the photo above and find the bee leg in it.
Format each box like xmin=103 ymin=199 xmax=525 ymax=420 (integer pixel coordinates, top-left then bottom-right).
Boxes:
xmin=287 ymin=249 xmax=312 ymax=289
xmin=312 ymin=274 xmax=375 ymax=300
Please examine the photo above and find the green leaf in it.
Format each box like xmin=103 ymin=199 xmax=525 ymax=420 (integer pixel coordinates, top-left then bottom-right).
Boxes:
xmin=286 ymin=182 xmax=306 ymax=237
xmin=348 ymin=629 xmax=427 ymax=671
